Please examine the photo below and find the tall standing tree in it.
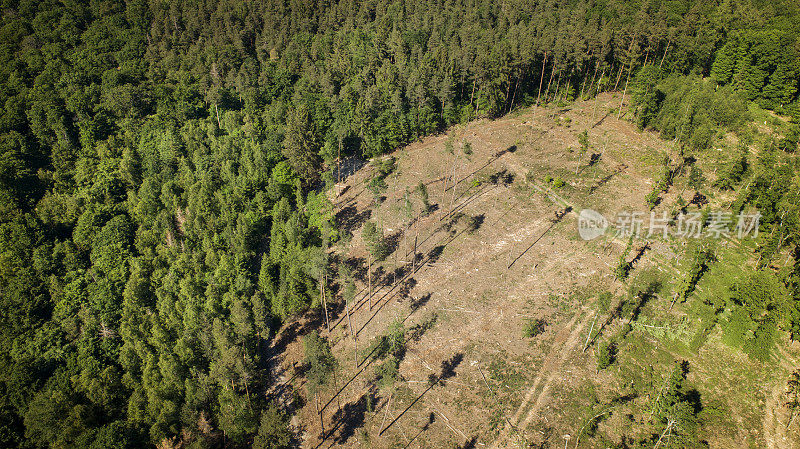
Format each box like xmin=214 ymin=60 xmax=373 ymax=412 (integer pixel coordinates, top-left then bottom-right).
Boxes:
xmin=283 ymin=104 xmax=323 ymax=183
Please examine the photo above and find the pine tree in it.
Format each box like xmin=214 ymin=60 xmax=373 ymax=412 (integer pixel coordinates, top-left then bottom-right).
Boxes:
xmin=283 ymin=104 xmax=322 ymax=182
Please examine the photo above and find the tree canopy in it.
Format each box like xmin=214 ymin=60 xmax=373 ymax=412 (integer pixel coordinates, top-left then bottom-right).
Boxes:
xmin=0 ymin=0 xmax=799 ymax=447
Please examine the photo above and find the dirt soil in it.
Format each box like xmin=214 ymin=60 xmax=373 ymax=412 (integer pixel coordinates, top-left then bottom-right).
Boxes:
xmin=266 ymin=93 xmax=799 ymax=449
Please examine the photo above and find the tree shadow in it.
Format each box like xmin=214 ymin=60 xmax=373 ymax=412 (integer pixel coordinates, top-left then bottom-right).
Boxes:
xmin=410 ymin=293 xmax=432 ymax=314
xmin=625 ymin=281 xmax=660 ymax=326
xmin=270 ymin=321 xmax=302 ymax=356
xmin=629 ymin=243 xmax=650 ymax=268
xmin=383 ymin=229 xmax=404 ymax=259
xmin=684 ymin=387 xmax=703 ymax=415
xmin=344 ymin=256 xmax=367 ymax=283
xmin=397 ymin=277 xmax=417 ymax=300
xmin=322 ymin=351 xmax=381 ymax=413
xmin=390 ymin=263 xmax=410 ymax=283
xmin=351 ymin=201 xmax=498 ymax=335
xmin=407 ymin=311 xmax=437 ymax=342
xmin=381 ymin=353 xmax=464 ymax=436
xmin=266 ymin=361 xmax=305 ymax=408
xmin=612 ymin=391 xmax=638 ymax=405
xmin=437 ymin=352 xmax=463 ymax=383
xmin=402 ymin=413 xmax=435 ymax=449
xmin=690 ymin=191 xmax=708 ymax=207
xmin=588 ymin=294 xmax=632 ymax=349
xmin=450 ymin=149 xmax=511 ymax=189
xmin=589 ymin=163 xmax=627 ymax=194
xmin=489 ymin=169 xmax=515 ymax=186
xmin=328 ymin=385 xmax=378 ymax=445
xmin=294 ymin=308 xmax=326 ymax=341
xmin=336 ymin=205 xmax=371 ymax=234
xmin=529 ymin=425 xmax=553 ymax=449
xmin=265 ymin=310 xmax=324 ymax=370
xmin=427 ymin=245 xmax=445 ymax=265
xmin=591 ymin=110 xmax=611 ymax=128
xmin=372 ymin=265 xmax=386 ymax=287
xmin=467 ymin=213 xmax=485 ymax=233
xmin=338 ymin=154 xmax=366 ymax=180
xmin=508 ymin=206 xmax=571 ymax=269
xmin=449 ymin=184 xmax=495 ymax=219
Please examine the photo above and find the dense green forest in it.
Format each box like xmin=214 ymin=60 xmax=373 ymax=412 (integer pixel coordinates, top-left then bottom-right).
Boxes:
xmin=0 ymin=0 xmax=799 ymax=447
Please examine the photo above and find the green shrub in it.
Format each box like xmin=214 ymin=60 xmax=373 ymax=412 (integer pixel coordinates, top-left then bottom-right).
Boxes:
xmin=645 ymin=189 xmax=660 ymax=210
xmin=722 ymin=270 xmax=786 ymax=361
xmin=363 ymin=321 xmax=406 ymax=361
xmin=362 ymin=220 xmax=390 ymax=261
xmin=462 ymin=141 xmax=473 ymax=156
xmin=416 ymin=182 xmax=430 ymax=214
xmin=631 ymin=75 xmax=749 ymax=150
xmin=523 ymin=319 xmax=547 ymax=338
xmin=596 ymin=339 xmax=617 ymax=370
xmin=303 ymin=331 xmax=337 ymax=394
xmin=778 ymin=124 xmax=799 ymax=152
xmin=614 ymin=257 xmax=631 ymax=281
xmin=676 ymin=247 xmax=715 ymax=303
xmin=713 ymin=149 xmax=748 ymax=190
xmin=375 ymin=156 xmax=397 ymax=177
xmin=375 ymin=356 xmax=401 ymax=386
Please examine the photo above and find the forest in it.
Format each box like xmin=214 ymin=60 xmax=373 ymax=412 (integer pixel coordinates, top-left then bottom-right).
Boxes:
xmin=0 ymin=0 xmax=799 ymax=447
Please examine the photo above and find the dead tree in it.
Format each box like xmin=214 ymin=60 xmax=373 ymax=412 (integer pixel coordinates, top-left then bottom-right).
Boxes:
xmin=591 ymin=68 xmax=606 ymax=122
xmin=402 ymin=190 xmax=413 ymax=265
xmin=561 ymin=67 xmax=575 ymax=103
xmin=508 ymin=69 xmax=522 ymax=114
xmin=504 ymin=73 xmax=513 ymax=113
xmin=613 ymin=34 xmax=637 ymax=91
xmin=468 ymin=79 xmax=477 ymax=118
xmin=653 ymin=418 xmax=675 ymax=449
xmin=368 ymin=253 xmax=373 ymax=311
xmin=582 ymin=312 xmax=599 ymax=352
xmin=584 ymin=42 xmax=605 ymax=100
xmin=343 ymin=276 xmax=357 ymax=368
xmin=413 ymin=223 xmax=419 ymax=272
xmin=322 ymin=273 xmax=331 ymax=333
xmin=612 ymin=61 xmax=624 ymax=92
xmin=618 ymin=42 xmax=643 ymax=119
xmin=579 ymin=51 xmax=593 ymax=99
xmin=315 ymin=392 xmax=325 ymax=440
xmin=659 ymin=40 xmax=671 ymax=69
xmin=533 ymin=51 xmax=548 ymax=121
xmin=473 ymin=82 xmax=482 ymax=118
xmin=441 ymin=175 xmax=447 ymax=222
xmin=447 ymin=151 xmax=458 ymax=219
xmin=354 ymin=333 xmax=358 ymax=369
xmin=550 ymin=66 xmax=562 ymax=104
xmin=544 ymin=57 xmax=558 ymax=104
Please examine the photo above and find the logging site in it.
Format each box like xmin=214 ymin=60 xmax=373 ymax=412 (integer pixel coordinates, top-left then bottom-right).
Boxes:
xmin=269 ymin=93 xmax=800 ymax=449
xmin=3 ymin=1 xmax=800 ymax=449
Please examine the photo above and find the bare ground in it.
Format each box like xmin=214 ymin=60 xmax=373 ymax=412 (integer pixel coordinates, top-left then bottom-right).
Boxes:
xmin=266 ymin=93 xmax=800 ymax=449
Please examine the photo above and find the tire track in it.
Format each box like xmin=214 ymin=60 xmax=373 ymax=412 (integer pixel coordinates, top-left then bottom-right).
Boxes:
xmin=764 ymin=346 xmax=799 ymax=449
xmin=489 ymin=311 xmax=590 ymax=449
xmin=764 ymin=380 xmax=789 ymax=449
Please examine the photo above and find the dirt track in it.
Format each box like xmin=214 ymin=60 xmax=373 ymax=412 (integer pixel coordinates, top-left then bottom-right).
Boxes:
xmin=269 ymin=95 xmax=799 ymax=448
